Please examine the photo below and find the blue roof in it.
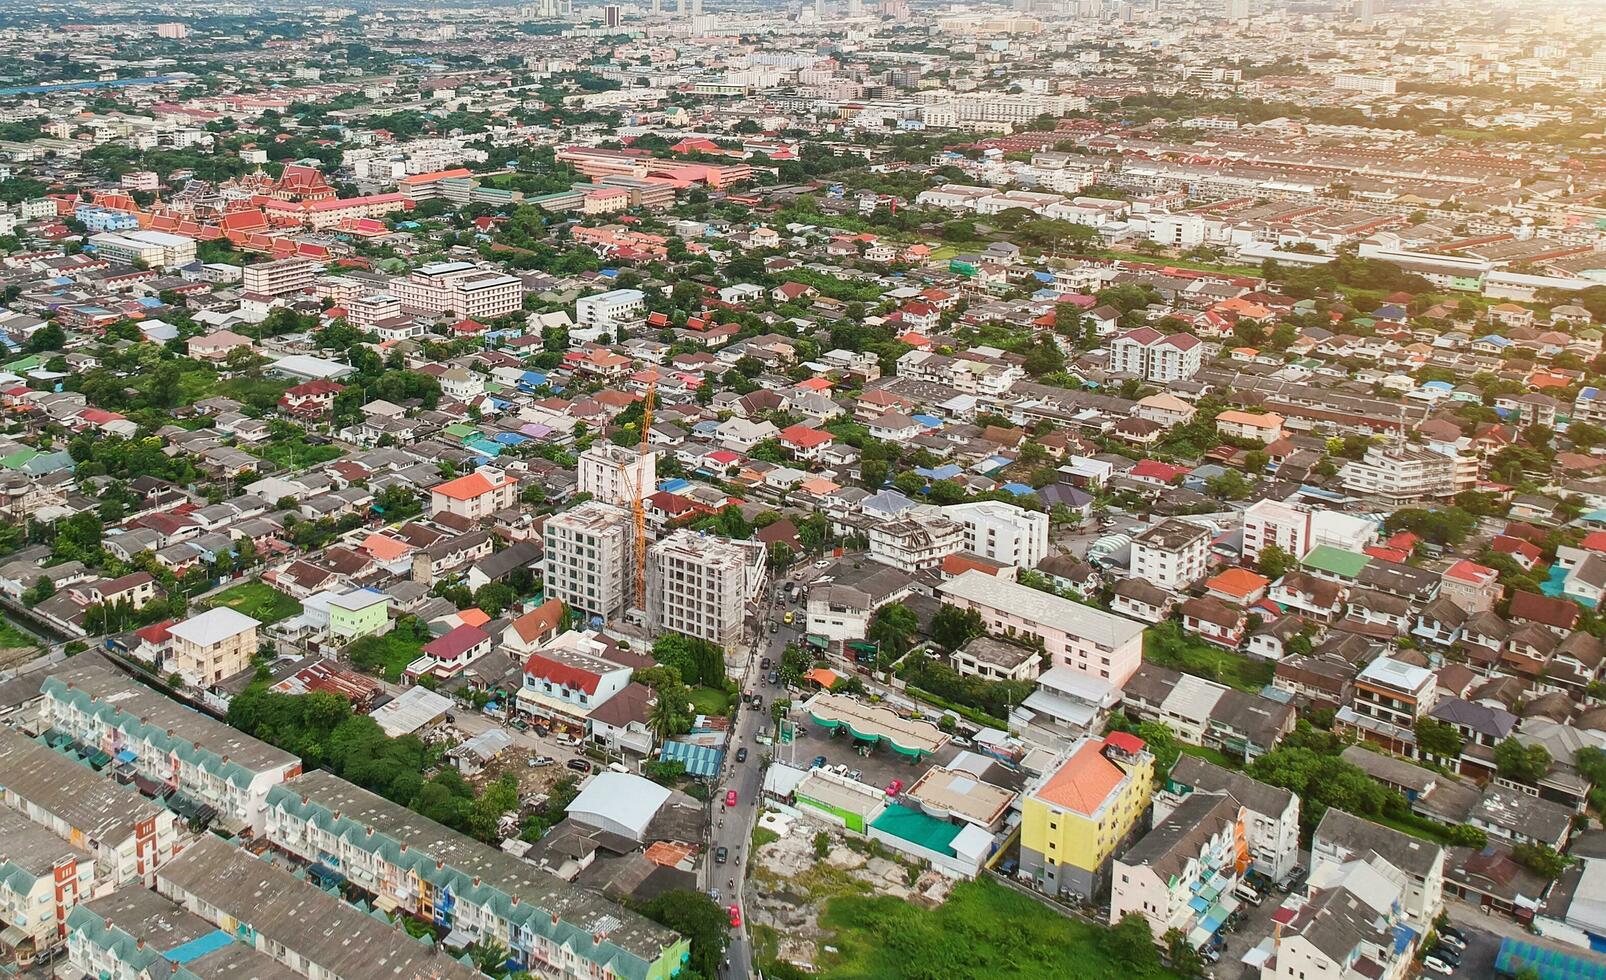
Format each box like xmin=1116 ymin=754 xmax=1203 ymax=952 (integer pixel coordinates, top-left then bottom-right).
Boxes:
xmin=659 ymin=740 xmax=724 ymax=778
xmin=911 ymin=414 xmax=943 ymax=428
xmin=915 ymin=464 xmax=964 ymax=481
xmin=466 ymin=439 xmax=501 ymax=456
xmin=1477 ymin=334 xmax=1513 ymax=347
xmin=492 ymin=432 xmax=528 ymax=445
xmin=1391 ymin=923 xmax=1417 ymax=957
xmin=1421 ymin=380 xmax=1453 ymax=391
xmin=1001 ymin=482 xmax=1036 ymax=496
xmin=658 ymin=478 xmax=691 ymax=493
xmin=1581 ymin=386 xmax=1600 ymax=401
xmin=520 ymin=370 xmax=548 ymax=384
xmin=166 ymin=930 xmax=237 ymax=963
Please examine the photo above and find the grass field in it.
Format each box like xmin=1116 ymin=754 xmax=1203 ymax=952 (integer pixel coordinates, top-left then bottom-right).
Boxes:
xmin=347 ymin=630 xmax=427 ymax=682
xmin=816 ymin=878 xmax=1179 ymax=980
xmin=1144 ymin=623 xmax=1274 ymax=694
xmin=208 ymin=581 xmax=303 ymax=624
xmin=250 ymin=436 xmax=345 ymax=471
xmin=1178 ymin=743 xmax=1242 ymax=770
xmin=689 ymin=685 xmax=733 ymax=717
xmin=0 ymin=619 xmax=38 ymax=651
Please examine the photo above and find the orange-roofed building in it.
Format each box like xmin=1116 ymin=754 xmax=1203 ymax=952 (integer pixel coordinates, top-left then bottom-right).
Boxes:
xmin=1205 ymin=567 xmax=1271 ymax=605
xmin=429 ymin=467 xmax=519 ymax=521
xmin=804 ymin=667 xmax=842 ymax=689
xmin=1020 ymin=734 xmax=1153 ymax=898
xmin=456 ymin=608 xmax=492 ymax=629
xmin=940 ymin=552 xmax=1011 ymax=579
xmin=361 ymin=534 xmax=414 ymax=562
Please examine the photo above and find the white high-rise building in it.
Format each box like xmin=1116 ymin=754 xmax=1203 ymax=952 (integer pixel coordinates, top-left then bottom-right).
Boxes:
xmin=942 ymin=501 xmax=1050 ymax=570
xmin=543 ymin=502 xmax=634 ymax=623
xmin=648 ymin=530 xmax=766 ymax=649
xmin=577 ymin=444 xmax=656 ymax=509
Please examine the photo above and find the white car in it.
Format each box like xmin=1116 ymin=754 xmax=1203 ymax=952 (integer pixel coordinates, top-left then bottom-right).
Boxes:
xmin=1422 ymin=955 xmax=1454 ymax=976
xmin=813 ymin=558 xmax=832 ymax=569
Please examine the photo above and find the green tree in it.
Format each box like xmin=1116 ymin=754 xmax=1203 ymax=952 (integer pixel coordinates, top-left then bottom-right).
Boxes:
xmin=1102 ymin=913 xmax=1160 ymax=970
xmin=1513 ymin=842 xmax=1573 ymax=880
xmin=1165 ymin=927 xmax=1206 ymax=978
xmin=637 ymin=891 xmax=729 ymax=977
xmin=867 ymin=604 xmax=919 ymax=663
xmin=1494 ymin=738 xmax=1551 ymax=784
xmin=930 ymin=603 xmax=985 ymax=652
xmin=1413 ymin=718 xmax=1465 ymax=759
xmin=1258 ymin=543 xmax=1297 ymax=580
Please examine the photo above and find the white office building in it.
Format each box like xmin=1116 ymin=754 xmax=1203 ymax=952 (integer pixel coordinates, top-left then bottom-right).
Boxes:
xmin=575 ymin=288 xmax=647 ymax=329
xmin=942 ymin=500 xmax=1049 ymax=569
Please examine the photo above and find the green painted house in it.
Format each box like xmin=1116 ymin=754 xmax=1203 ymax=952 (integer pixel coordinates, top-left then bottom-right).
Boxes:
xmin=327 ymin=589 xmax=388 ymax=639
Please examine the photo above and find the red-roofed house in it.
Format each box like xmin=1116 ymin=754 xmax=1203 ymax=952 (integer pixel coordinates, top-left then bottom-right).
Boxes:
xmin=501 ymin=598 xmax=566 ymax=655
xmin=278 ymin=379 xmax=345 ymax=418
xmin=406 ymin=624 xmax=492 ymax=682
xmin=516 ymin=630 xmax=633 ymax=733
xmin=430 ymin=467 xmax=519 ymax=520
xmin=779 ymin=424 xmax=836 ymax=461
xmin=1490 ymin=534 xmax=1542 ymax=571
xmin=1440 ymin=559 xmax=1501 ymax=613
xmin=1127 ymin=460 xmax=1192 ymax=486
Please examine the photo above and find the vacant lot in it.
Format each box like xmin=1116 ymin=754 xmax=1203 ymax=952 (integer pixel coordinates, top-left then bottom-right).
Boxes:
xmin=817 ymin=878 xmax=1180 ymax=980
xmin=208 ymin=581 xmax=303 ymax=624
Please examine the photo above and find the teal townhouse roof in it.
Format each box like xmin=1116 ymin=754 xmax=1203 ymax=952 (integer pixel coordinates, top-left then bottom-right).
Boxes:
xmin=267 ymin=771 xmax=688 ymax=980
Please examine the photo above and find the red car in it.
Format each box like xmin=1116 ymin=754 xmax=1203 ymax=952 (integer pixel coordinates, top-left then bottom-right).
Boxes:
xmin=728 ymin=904 xmax=742 ymax=928
xmin=725 ymin=789 xmax=738 ymax=807
xmin=885 ymin=779 xmax=903 ymax=796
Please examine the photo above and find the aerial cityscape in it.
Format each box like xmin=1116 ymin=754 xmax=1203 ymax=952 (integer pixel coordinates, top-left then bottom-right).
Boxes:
xmin=0 ymin=0 xmax=1605 ymax=977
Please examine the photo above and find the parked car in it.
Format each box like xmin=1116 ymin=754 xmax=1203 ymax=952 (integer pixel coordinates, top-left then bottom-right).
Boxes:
xmin=725 ymin=789 xmax=738 ymax=807
xmin=811 ymin=756 xmax=827 ymax=769
xmin=566 ymin=759 xmax=591 ymax=773
xmin=885 ymin=779 xmax=903 ymax=796
xmin=1438 ymin=927 xmax=1467 ymax=949
xmin=715 ymin=846 xmax=728 ymax=864
xmin=1422 ymin=954 xmax=1454 ymax=976
xmin=735 ymin=747 xmax=748 ymax=763
xmin=1232 ymin=883 xmax=1264 ymax=906
xmin=1430 ymin=945 xmax=1461 ymax=967
xmin=847 ymin=769 xmax=862 ymax=781
xmin=1198 ymin=946 xmax=1220 ymax=964
xmin=1278 ymin=865 xmax=1307 ymax=894
xmin=527 ymin=756 xmax=555 ymax=767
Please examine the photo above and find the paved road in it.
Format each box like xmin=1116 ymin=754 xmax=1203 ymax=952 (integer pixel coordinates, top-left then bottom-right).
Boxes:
xmin=708 ymin=606 xmax=793 ymax=978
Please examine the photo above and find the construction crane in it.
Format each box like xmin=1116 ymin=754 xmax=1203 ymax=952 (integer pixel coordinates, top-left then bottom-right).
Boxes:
xmin=615 ymin=380 xmax=656 ymax=613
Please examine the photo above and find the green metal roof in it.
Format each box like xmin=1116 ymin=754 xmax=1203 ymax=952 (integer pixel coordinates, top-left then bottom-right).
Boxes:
xmin=1300 ymin=545 xmax=1371 ymax=579
xmin=870 ymin=804 xmax=962 ymax=855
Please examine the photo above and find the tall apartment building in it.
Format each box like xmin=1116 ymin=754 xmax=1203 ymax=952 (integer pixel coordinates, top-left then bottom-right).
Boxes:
xmin=263 ymin=771 xmax=689 ymax=979
xmin=0 ymin=729 xmax=181 ymax=887
xmin=1338 ymin=442 xmax=1455 ymax=504
xmin=168 ymin=606 xmax=260 ymax=686
xmin=648 ymin=529 xmax=765 ymax=649
xmin=346 ymin=292 xmax=402 ymax=328
xmin=1108 ymin=328 xmax=1204 ymax=382
xmin=390 ymin=261 xmax=523 ymax=319
xmin=575 ymin=287 xmax=647 ymax=328
xmin=1129 ymin=519 xmax=1211 ymax=592
xmin=942 ymin=500 xmax=1050 ymax=569
xmin=867 ymin=514 xmax=966 ymax=573
xmin=241 ymin=257 xmax=320 ymax=297
xmin=1241 ymin=499 xmax=1376 ymax=565
xmin=578 ymin=442 xmax=656 ymax=508
xmin=543 ymin=501 xmax=634 ymax=622
xmin=37 ymin=660 xmax=301 ymax=835
xmin=939 ymin=570 xmax=1146 ymax=686
xmin=1334 ymin=73 xmax=1398 ymax=94
xmin=1019 ymin=733 xmax=1153 ymax=899
xmin=86 ymin=230 xmax=196 ymax=269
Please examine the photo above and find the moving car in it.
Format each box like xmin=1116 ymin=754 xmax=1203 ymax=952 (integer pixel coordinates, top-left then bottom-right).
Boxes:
xmin=715 ymin=846 xmax=728 ymax=864
xmin=735 ymin=747 xmax=748 ymax=763
xmin=750 ymin=695 xmax=763 ymax=711
xmin=885 ymin=779 xmax=903 ymax=796
xmin=725 ymin=789 xmax=738 ymax=807
xmin=813 ymin=558 xmax=832 ymax=568
xmin=728 ymin=905 xmax=742 ymax=929
xmin=566 ymin=759 xmax=591 ymax=774
xmin=768 ymin=671 xmax=780 ymax=685
xmin=783 ymin=611 xmax=795 ymax=624
xmin=761 ymin=657 xmax=771 ymax=670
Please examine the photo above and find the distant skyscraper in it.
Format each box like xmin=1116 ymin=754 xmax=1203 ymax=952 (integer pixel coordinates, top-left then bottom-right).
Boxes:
xmin=1224 ymin=0 xmax=1248 ymax=19
xmin=1356 ymin=0 xmax=1374 ymax=26
xmin=691 ymin=0 xmax=702 ymax=17
xmin=605 ymin=2 xmax=621 ymax=25
xmin=814 ymin=0 xmax=824 ymax=18
xmin=848 ymin=0 xmax=862 ymax=15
